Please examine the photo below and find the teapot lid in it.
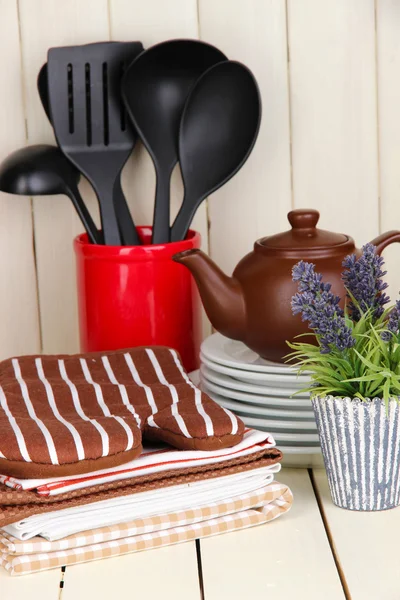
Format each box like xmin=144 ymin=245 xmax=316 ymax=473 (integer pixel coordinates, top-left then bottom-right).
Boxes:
xmin=260 ymin=209 xmax=348 ymax=249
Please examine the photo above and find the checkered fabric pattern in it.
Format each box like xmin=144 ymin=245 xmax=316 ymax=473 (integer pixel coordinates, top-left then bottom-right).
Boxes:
xmin=0 ymin=481 xmax=292 ymax=575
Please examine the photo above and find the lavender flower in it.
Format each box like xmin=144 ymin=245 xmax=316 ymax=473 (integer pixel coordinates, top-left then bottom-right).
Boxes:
xmin=291 ymin=261 xmax=355 ymax=354
xmin=342 ymin=243 xmax=390 ymax=321
xmin=381 ymin=300 xmax=400 ymax=342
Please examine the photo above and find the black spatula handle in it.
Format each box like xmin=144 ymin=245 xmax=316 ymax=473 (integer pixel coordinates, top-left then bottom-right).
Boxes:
xmin=114 ymin=178 xmax=141 ymax=245
xmin=68 ymin=182 xmax=101 ymax=244
xmin=92 ymin=175 xmax=122 ymax=245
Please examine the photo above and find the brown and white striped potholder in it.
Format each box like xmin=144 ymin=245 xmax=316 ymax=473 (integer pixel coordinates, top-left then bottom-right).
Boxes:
xmin=0 ymin=347 xmax=244 ymax=479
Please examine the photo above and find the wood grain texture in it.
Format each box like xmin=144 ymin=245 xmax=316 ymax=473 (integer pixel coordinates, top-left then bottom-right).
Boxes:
xmin=62 ymin=542 xmax=201 ymax=600
xmin=376 ymin=0 xmax=400 ymax=304
xmin=288 ymin=0 xmax=379 ymax=245
xmin=17 ymin=0 xmax=109 ymax=354
xmin=313 ymin=468 xmax=400 ymax=600
xmin=0 ymin=0 xmax=41 ymax=360
xmin=0 ymin=565 xmax=61 ymax=600
xmin=198 ymin=0 xmax=292 ymax=275
xmin=199 ymin=469 xmax=345 ymax=600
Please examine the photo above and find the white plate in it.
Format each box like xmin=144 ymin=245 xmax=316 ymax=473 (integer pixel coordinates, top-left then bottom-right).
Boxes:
xmin=201 ymin=333 xmax=305 ymax=374
xmin=238 ymin=420 xmax=320 ymax=442
xmin=201 ymin=365 xmax=310 ymax=398
xmin=201 ymin=377 xmax=312 ymax=408
xmin=210 ymin=393 xmax=316 ymax=422
xmin=189 ymin=371 xmax=321 ymax=467
xmin=278 ymin=445 xmax=321 ymax=454
xmin=200 ymin=353 xmax=310 ymax=387
xmin=209 ymin=392 xmax=317 ymax=430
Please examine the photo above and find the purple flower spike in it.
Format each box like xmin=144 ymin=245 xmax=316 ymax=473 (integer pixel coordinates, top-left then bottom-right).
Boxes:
xmin=381 ymin=300 xmax=400 ymax=341
xmin=291 ymin=261 xmax=355 ymax=354
xmin=342 ymin=243 xmax=390 ymax=321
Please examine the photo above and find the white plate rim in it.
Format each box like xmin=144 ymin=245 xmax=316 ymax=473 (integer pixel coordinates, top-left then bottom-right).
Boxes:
xmin=201 ymin=333 xmax=308 ymax=374
xmin=201 ymin=378 xmax=312 ymax=408
xmin=209 ymin=395 xmax=314 ymax=419
xmin=200 ymin=353 xmax=311 ymax=386
xmin=234 ymin=421 xmax=319 ymax=442
xmin=275 ymin=445 xmax=321 ymax=454
xmin=201 ymin=366 xmax=310 ymax=399
xmin=214 ymin=401 xmax=317 ymax=430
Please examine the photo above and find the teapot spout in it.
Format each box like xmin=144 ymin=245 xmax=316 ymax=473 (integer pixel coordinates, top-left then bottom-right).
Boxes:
xmin=369 ymin=231 xmax=400 ymax=255
xmin=173 ymin=249 xmax=246 ymax=340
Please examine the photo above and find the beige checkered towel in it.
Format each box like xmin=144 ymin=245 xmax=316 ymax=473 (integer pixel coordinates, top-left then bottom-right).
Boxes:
xmin=0 ymin=481 xmax=292 ymax=576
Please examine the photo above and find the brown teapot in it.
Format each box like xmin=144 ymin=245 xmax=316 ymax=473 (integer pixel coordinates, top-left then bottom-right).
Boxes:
xmin=173 ymin=209 xmax=400 ymax=363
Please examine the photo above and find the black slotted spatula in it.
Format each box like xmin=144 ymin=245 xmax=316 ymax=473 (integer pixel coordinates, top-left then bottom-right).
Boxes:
xmin=47 ymin=41 xmax=143 ymax=245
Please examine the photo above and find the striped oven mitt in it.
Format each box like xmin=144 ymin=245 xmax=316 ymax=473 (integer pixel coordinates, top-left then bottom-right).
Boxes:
xmin=0 ymin=347 xmax=244 ymax=479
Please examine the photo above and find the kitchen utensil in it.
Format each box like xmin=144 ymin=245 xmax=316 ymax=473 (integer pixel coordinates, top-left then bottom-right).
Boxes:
xmin=47 ymin=41 xmax=143 ymax=245
xmin=74 ymin=227 xmax=202 ymax=372
xmin=122 ymin=39 xmax=227 ymax=244
xmin=0 ymin=144 xmax=100 ymax=244
xmin=173 ymin=209 xmax=400 ymax=362
xmin=37 ymin=63 xmax=50 ymax=120
xmin=200 ymin=354 xmax=311 ymax=390
xmin=171 ymin=60 xmax=261 ymax=242
xmin=38 ymin=61 xmax=139 ymax=246
xmin=201 ymin=332 xmax=306 ymax=374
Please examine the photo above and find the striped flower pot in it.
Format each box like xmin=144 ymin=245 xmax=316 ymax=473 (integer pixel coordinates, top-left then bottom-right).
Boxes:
xmin=312 ymin=396 xmax=400 ymax=511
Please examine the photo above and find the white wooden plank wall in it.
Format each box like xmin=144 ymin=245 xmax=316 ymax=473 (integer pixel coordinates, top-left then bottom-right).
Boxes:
xmin=1 ymin=0 xmax=400 ymax=361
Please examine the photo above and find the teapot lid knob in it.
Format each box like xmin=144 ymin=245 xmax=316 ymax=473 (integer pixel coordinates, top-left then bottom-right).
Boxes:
xmin=288 ymin=209 xmax=320 ymax=230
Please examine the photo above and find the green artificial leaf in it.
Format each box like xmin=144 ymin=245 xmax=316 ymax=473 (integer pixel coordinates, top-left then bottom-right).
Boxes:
xmin=353 ymin=349 xmax=382 ymax=373
xmin=342 ymin=374 xmax=383 ymax=383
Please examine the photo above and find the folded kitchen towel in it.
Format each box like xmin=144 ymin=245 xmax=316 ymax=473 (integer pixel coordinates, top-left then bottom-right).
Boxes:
xmin=1 ymin=428 xmax=272 ymax=496
xmin=2 ymin=465 xmax=281 ymax=541
xmin=0 ymin=481 xmax=293 ymax=576
xmin=0 ymin=347 xmax=244 ymax=479
xmin=0 ymin=450 xmax=282 ymax=527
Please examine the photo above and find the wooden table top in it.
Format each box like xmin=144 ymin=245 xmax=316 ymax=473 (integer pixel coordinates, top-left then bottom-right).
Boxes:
xmin=1 ymin=467 xmax=398 ymax=600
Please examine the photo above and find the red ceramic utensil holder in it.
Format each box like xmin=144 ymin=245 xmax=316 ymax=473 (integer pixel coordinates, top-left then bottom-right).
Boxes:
xmin=74 ymin=227 xmax=202 ymax=372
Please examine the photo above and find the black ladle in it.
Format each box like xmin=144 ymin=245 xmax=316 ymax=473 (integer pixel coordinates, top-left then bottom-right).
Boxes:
xmin=171 ymin=61 xmax=261 ymax=242
xmin=0 ymin=144 xmax=101 ymax=244
xmin=122 ymin=39 xmax=227 ymax=244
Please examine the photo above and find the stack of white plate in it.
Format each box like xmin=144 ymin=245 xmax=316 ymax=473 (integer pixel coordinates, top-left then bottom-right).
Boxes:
xmin=196 ymin=333 xmax=324 ymax=468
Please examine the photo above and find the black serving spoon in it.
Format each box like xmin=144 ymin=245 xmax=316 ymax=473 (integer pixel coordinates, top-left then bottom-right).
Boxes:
xmin=170 ymin=61 xmax=261 ymax=242
xmin=0 ymin=144 xmax=101 ymax=244
xmin=122 ymin=39 xmax=227 ymax=244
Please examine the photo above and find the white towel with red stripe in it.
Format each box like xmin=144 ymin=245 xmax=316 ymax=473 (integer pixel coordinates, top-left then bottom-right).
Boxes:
xmin=2 ymin=464 xmax=281 ymax=541
xmin=0 ymin=429 xmax=275 ymax=496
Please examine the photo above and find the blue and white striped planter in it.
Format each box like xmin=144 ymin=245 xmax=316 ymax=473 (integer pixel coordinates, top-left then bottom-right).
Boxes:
xmin=312 ymin=396 xmax=400 ymax=511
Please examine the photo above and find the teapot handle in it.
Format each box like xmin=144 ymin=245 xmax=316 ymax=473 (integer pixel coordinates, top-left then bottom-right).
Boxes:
xmin=369 ymin=231 xmax=400 ymax=255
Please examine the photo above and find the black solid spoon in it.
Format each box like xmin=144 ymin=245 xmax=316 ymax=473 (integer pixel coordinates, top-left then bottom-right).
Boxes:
xmin=171 ymin=61 xmax=262 ymax=242
xmin=0 ymin=144 xmax=101 ymax=244
xmin=122 ymin=39 xmax=227 ymax=244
